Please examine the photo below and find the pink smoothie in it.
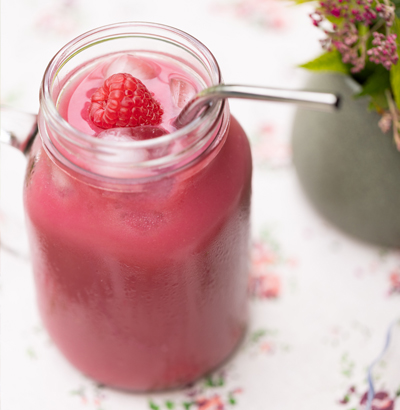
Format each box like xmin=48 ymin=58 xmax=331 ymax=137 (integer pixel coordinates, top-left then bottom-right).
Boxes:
xmin=24 ymin=53 xmax=252 ymax=390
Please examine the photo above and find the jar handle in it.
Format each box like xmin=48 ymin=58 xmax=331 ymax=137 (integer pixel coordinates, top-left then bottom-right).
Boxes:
xmin=1 ymin=105 xmax=38 ymax=155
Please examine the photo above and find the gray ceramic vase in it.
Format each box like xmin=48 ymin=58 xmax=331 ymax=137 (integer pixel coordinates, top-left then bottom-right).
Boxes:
xmin=292 ymin=73 xmax=400 ymax=248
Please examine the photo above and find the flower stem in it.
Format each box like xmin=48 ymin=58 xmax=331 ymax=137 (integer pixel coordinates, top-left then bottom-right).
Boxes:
xmin=385 ymin=89 xmax=400 ymax=149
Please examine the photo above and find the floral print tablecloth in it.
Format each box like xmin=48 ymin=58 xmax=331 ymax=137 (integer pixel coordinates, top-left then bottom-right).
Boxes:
xmin=1 ymin=0 xmax=399 ymax=409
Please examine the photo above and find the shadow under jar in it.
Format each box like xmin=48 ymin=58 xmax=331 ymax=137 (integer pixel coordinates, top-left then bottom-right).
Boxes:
xmin=23 ymin=22 xmax=252 ymax=391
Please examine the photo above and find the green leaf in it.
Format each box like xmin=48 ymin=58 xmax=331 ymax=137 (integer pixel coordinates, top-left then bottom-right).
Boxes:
xmin=367 ymin=95 xmax=388 ymax=111
xmin=325 ymin=15 xmax=342 ymax=25
xmin=165 ymin=401 xmax=175 ymax=409
xmin=390 ymin=17 xmax=400 ymax=110
xmin=148 ymin=400 xmax=160 ymax=410
xmin=299 ymin=50 xmax=350 ymax=74
xmin=228 ymin=393 xmax=237 ymax=405
xmin=357 ymin=65 xmax=391 ymax=97
xmin=251 ymin=329 xmax=267 ymax=342
xmin=204 ymin=374 xmax=225 ymax=387
xmin=393 ymin=0 xmax=400 ymax=18
xmin=352 ymin=60 xmax=382 ymax=85
xmin=356 ymin=65 xmax=391 ymax=111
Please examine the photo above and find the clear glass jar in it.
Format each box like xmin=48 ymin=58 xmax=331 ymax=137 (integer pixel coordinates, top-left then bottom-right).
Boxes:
xmin=23 ymin=22 xmax=252 ymax=391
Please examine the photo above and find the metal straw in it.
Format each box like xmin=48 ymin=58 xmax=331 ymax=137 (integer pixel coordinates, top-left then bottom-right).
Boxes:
xmin=174 ymin=84 xmax=340 ymax=128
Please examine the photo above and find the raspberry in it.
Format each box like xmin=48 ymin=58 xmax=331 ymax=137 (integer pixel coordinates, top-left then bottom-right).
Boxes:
xmin=89 ymin=73 xmax=163 ymax=129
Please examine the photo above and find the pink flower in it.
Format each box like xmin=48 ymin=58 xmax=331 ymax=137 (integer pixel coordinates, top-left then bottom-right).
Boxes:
xmin=378 ymin=112 xmax=393 ymax=133
xmin=311 ymin=0 xmax=397 ymax=72
xmin=367 ymin=33 xmax=398 ymax=70
xmin=197 ymin=395 xmax=224 ymax=410
xmin=249 ymin=273 xmax=281 ymax=298
xmin=338 ymin=385 xmax=357 ymax=404
xmin=389 ymin=271 xmax=400 ymax=294
xmin=360 ymin=391 xmax=395 ymax=410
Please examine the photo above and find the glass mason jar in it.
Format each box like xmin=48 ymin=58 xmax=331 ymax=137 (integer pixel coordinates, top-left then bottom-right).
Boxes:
xmin=23 ymin=22 xmax=252 ymax=391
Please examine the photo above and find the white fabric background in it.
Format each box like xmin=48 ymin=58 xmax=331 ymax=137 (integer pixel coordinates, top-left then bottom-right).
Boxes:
xmin=1 ymin=1 xmax=399 ymax=409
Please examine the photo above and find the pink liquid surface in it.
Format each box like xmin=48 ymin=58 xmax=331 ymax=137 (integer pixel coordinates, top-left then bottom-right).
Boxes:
xmin=58 ymin=53 xmax=199 ymax=135
xmin=24 ymin=53 xmax=252 ymax=390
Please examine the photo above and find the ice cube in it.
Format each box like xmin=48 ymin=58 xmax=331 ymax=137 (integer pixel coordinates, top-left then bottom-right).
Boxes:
xmin=97 ymin=126 xmax=168 ymax=142
xmin=105 ymin=54 xmax=161 ymax=80
xmin=96 ymin=128 xmax=148 ymax=163
xmin=169 ymin=75 xmax=196 ymax=109
xmin=97 ymin=127 xmax=170 ymax=162
xmin=97 ymin=127 xmax=136 ymax=142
